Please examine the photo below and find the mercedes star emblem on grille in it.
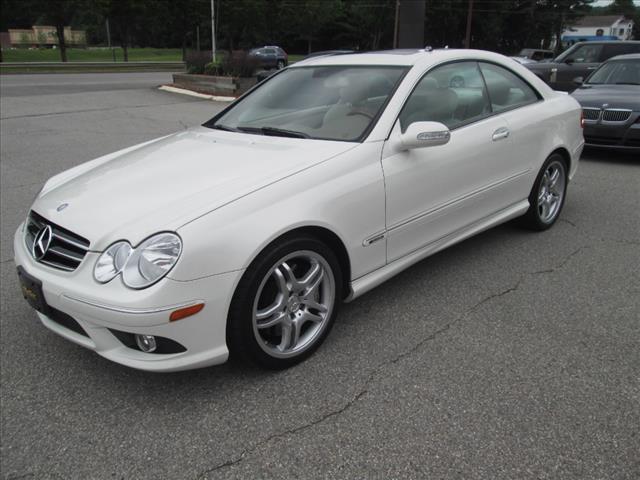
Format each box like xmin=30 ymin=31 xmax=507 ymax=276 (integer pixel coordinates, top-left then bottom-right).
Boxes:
xmin=32 ymin=225 xmax=53 ymax=260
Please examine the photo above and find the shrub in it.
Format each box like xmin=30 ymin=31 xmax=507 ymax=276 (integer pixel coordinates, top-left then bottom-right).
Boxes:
xmin=218 ymin=50 xmax=258 ymax=77
xmin=185 ymin=49 xmax=212 ymax=75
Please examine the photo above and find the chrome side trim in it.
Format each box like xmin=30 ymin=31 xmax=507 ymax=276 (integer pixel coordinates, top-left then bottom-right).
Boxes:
xmin=363 ymin=232 xmax=386 ymax=246
xmin=387 ymin=169 xmax=531 ymax=234
xmin=346 ymin=199 xmax=530 ymax=302
xmin=63 ymin=295 xmax=202 ymax=315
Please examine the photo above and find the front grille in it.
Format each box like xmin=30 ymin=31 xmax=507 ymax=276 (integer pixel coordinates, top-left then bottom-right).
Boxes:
xmin=25 ymin=211 xmax=90 ymax=272
xmin=602 ymin=109 xmax=632 ymax=122
xmin=582 ymin=108 xmax=600 ymax=121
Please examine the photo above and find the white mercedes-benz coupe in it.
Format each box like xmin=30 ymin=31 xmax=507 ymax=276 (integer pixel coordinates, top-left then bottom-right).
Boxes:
xmin=15 ymin=49 xmax=584 ymax=371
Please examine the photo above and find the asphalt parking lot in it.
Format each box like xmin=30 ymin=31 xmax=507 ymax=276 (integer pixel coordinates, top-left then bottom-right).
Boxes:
xmin=1 ymin=73 xmax=638 ymax=480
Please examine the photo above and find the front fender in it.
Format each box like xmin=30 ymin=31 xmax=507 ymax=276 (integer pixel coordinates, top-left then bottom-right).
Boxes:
xmin=169 ymin=142 xmax=387 ymax=283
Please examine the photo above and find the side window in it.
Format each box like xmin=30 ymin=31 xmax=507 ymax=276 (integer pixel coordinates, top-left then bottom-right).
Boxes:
xmin=479 ymin=62 xmax=539 ymax=113
xmin=602 ymin=43 xmax=640 ymax=60
xmin=399 ymin=61 xmax=490 ymax=131
xmin=565 ymin=44 xmax=603 ymax=63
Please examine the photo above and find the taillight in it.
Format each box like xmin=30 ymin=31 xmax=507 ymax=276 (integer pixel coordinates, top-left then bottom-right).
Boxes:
xmin=580 ymin=110 xmax=584 ymax=129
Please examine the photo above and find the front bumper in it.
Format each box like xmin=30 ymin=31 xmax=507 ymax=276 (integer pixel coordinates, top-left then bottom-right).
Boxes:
xmin=14 ymin=224 xmax=243 ymax=372
xmin=583 ymin=114 xmax=640 ymax=150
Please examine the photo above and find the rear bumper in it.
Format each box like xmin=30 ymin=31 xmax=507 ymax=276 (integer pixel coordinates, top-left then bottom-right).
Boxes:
xmin=14 ymin=224 xmax=243 ymax=372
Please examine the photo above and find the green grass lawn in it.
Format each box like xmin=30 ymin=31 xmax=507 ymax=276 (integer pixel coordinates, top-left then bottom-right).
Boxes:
xmin=2 ymin=47 xmax=183 ymax=62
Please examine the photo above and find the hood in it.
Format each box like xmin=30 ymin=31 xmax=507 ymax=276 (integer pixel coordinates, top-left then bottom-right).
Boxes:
xmin=33 ymin=127 xmax=356 ymax=250
xmin=571 ymin=85 xmax=640 ymax=110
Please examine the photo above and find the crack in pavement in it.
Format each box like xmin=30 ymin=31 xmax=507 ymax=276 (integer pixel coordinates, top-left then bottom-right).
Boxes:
xmin=196 ymin=245 xmax=588 ymax=478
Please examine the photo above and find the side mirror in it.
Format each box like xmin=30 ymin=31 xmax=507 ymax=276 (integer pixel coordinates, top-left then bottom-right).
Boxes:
xmin=572 ymin=76 xmax=584 ymax=86
xmin=400 ymin=121 xmax=451 ymax=150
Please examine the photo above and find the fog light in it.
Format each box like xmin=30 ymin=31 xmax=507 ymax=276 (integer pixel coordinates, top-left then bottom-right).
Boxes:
xmin=135 ymin=334 xmax=157 ymax=353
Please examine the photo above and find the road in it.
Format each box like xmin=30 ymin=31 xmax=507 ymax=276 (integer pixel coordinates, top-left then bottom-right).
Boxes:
xmin=1 ymin=73 xmax=639 ymax=480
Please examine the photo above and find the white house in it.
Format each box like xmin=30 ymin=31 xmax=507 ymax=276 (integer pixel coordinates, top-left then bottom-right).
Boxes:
xmin=562 ymin=15 xmax=634 ymax=44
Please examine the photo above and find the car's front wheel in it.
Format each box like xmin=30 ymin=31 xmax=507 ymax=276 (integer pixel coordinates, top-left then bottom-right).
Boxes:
xmin=521 ymin=153 xmax=568 ymax=230
xmin=227 ymin=235 xmax=342 ymax=369
xmin=277 ymin=60 xmax=285 ymax=69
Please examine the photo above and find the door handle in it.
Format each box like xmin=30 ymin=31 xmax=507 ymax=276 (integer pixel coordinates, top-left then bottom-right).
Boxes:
xmin=587 ymin=66 xmax=597 ymax=70
xmin=492 ymin=127 xmax=510 ymax=141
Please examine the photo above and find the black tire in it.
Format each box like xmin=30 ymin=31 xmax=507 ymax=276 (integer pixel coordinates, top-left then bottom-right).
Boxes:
xmin=276 ymin=60 xmax=285 ymax=70
xmin=227 ymin=235 xmax=342 ymax=369
xmin=520 ymin=153 xmax=568 ymax=231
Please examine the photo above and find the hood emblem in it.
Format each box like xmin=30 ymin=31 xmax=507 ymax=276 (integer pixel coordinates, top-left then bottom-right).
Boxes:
xmin=56 ymin=203 xmax=69 ymax=212
xmin=32 ymin=225 xmax=53 ymax=260
xmin=602 ymin=103 xmax=609 ymax=109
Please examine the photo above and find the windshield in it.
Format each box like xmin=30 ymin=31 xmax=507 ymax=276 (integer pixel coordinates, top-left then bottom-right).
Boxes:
xmin=587 ymin=59 xmax=640 ymax=85
xmin=205 ymin=65 xmax=408 ymax=142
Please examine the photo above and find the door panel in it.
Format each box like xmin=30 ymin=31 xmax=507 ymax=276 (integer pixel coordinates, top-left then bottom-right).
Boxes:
xmin=382 ymin=115 xmax=523 ymax=262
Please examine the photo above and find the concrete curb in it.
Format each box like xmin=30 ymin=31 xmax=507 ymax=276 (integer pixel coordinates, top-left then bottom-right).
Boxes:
xmin=158 ymin=85 xmax=235 ymax=102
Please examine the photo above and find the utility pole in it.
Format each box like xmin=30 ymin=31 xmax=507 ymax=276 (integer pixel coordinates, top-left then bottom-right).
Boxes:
xmin=464 ymin=0 xmax=473 ymax=49
xmin=211 ymin=0 xmax=216 ymax=63
xmin=196 ymin=25 xmax=200 ymax=51
xmin=393 ymin=0 xmax=400 ymax=49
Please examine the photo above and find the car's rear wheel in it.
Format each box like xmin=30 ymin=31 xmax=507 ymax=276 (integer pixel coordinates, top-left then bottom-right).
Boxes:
xmin=227 ymin=235 xmax=342 ymax=369
xmin=521 ymin=153 xmax=568 ymax=230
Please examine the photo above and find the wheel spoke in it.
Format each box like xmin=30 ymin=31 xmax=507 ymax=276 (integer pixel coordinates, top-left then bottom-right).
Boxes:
xmin=300 ymin=260 xmax=322 ymax=289
xmin=302 ymin=267 xmax=324 ymax=299
xmin=256 ymin=311 xmax=286 ymax=329
xmin=255 ymin=295 xmax=285 ymax=320
xmin=273 ymin=266 xmax=292 ymax=295
xmin=538 ymin=189 xmax=546 ymax=204
xmin=549 ymin=167 xmax=560 ymax=188
xmin=278 ymin=322 xmax=292 ymax=351
xmin=539 ymin=199 xmax=549 ymax=219
xmin=280 ymin=261 xmax=303 ymax=292
xmin=301 ymin=310 xmax=324 ymax=325
xmin=301 ymin=298 xmax=328 ymax=313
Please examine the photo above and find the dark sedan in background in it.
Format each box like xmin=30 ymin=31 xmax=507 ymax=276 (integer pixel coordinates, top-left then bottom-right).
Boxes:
xmin=526 ymin=41 xmax=640 ymax=91
xmin=572 ymin=54 xmax=640 ymax=150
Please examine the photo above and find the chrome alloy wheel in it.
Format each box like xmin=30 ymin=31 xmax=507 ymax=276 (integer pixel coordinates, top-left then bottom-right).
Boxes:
xmin=252 ymin=250 xmax=335 ymax=358
xmin=537 ymin=160 xmax=566 ymax=224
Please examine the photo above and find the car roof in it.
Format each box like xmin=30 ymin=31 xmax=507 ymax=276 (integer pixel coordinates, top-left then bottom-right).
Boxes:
xmin=607 ymin=53 xmax=640 ymax=61
xmin=292 ymin=48 xmax=523 ymax=68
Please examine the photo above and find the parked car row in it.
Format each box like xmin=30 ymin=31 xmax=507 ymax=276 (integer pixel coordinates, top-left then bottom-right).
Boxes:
xmin=523 ymin=40 xmax=640 ymax=91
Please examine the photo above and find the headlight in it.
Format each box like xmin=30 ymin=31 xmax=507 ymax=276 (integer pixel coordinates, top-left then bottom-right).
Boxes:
xmin=93 ymin=233 xmax=182 ymax=289
xmin=94 ymin=241 xmax=132 ymax=283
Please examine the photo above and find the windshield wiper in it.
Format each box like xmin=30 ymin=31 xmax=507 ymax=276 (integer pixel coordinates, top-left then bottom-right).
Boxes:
xmin=210 ymin=123 xmax=239 ymax=132
xmin=212 ymin=124 xmax=310 ymax=139
xmin=260 ymin=126 xmax=310 ymax=139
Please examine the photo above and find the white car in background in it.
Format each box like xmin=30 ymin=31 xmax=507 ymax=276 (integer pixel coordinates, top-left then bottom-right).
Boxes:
xmin=15 ymin=49 xmax=584 ymax=371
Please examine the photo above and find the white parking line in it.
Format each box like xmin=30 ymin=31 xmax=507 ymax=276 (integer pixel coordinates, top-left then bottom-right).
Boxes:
xmin=158 ymin=85 xmax=235 ymax=102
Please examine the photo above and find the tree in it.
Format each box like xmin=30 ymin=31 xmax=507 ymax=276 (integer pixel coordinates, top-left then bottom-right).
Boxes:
xmin=30 ymin=0 xmax=87 ymax=62
xmin=106 ymin=0 xmax=146 ymax=61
